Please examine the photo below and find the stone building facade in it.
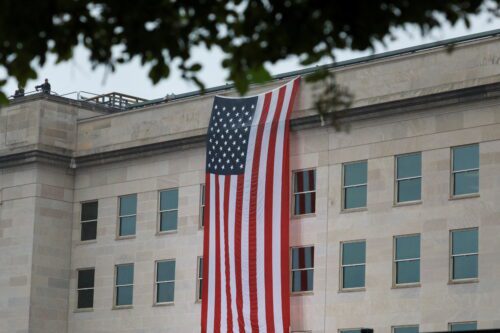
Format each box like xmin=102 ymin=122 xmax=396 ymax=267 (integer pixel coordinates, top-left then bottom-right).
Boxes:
xmin=1 ymin=32 xmax=500 ymax=333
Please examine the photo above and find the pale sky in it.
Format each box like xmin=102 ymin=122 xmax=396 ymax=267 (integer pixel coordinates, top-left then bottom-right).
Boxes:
xmin=4 ymin=10 xmax=500 ymax=100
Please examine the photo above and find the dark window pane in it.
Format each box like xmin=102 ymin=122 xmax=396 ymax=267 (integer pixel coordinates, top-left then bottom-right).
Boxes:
xmin=453 ymin=145 xmax=479 ymax=171
xmin=119 ymin=195 xmax=137 ymax=216
xmin=198 ymin=258 xmax=203 ymax=278
xmin=342 ymin=242 xmax=366 ymax=265
xmin=452 ymin=229 xmax=478 ymax=254
xmin=344 ymin=186 xmax=367 ymax=209
xmin=81 ymin=201 xmax=98 ymax=221
xmin=116 ymin=286 xmax=133 ymax=306
xmin=397 ymin=153 xmax=421 ymax=179
xmin=343 ymin=265 xmax=365 ymax=289
xmin=119 ymin=216 xmax=136 ymax=236
xmin=453 ymin=255 xmax=478 ymax=279
xmin=398 ymin=178 xmax=421 ymax=202
xmin=201 ymin=185 xmax=205 ymax=205
xmin=116 ymin=264 xmax=134 ymax=285
xmin=77 ymin=289 xmax=94 ymax=309
xmin=294 ymin=192 xmax=316 ymax=215
xmin=81 ymin=221 xmax=97 ymax=241
xmin=450 ymin=322 xmax=477 ymax=332
xmin=396 ymin=260 xmax=420 ymax=284
xmin=344 ymin=162 xmax=367 ymax=186
xmin=340 ymin=330 xmax=361 ymax=333
xmin=292 ymin=269 xmax=313 ymax=292
xmin=157 ymin=261 xmax=175 ymax=282
xmin=160 ymin=189 xmax=178 ymax=211
xmin=291 ymin=247 xmax=314 ymax=269
xmin=454 ymin=170 xmax=479 ymax=195
xmin=78 ymin=269 xmax=95 ymax=289
xmin=200 ymin=206 xmax=205 ymax=227
xmin=294 ymin=170 xmax=316 ymax=192
xmin=157 ymin=282 xmax=175 ymax=303
xmin=160 ymin=211 xmax=178 ymax=231
xmin=198 ymin=279 xmax=203 ymax=300
xmin=394 ymin=327 xmax=419 ymax=333
xmin=396 ymin=235 xmax=420 ymax=260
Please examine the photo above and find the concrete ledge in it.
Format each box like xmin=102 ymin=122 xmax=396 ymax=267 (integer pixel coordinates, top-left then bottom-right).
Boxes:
xmin=2 ymin=81 xmax=500 ymax=169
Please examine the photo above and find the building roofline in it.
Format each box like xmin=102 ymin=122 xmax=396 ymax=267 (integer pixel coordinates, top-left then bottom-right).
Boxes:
xmin=129 ymin=28 xmax=500 ymax=109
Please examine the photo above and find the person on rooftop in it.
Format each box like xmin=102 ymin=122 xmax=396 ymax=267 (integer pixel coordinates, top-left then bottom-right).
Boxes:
xmin=13 ymin=85 xmax=24 ymax=98
xmin=35 ymin=79 xmax=51 ymax=94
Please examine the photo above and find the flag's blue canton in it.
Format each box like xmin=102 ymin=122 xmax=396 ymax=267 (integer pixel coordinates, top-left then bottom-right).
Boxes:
xmin=206 ymin=96 xmax=258 ymax=175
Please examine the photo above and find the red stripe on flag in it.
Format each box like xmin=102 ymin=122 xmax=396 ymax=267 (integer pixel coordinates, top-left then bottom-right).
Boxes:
xmin=201 ymin=174 xmax=211 ymax=333
xmin=234 ymin=175 xmax=245 ymax=331
xmin=214 ymin=176 xmax=221 ymax=332
xmin=223 ymin=176 xmax=233 ymax=331
xmin=281 ymin=79 xmax=300 ymax=330
xmin=249 ymin=92 xmax=272 ymax=332
xmin=264 ymin=86 xmax=287 ymax=332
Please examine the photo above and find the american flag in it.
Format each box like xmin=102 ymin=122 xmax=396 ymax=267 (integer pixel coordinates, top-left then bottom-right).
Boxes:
xmin=201 ymin=78 xmax=300 ymax=333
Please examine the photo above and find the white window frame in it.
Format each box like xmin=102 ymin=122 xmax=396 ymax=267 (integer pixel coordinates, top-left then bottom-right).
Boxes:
xmin=292 ymin=168 xmax=316 ymax=217
xmin=395 ymin=152 xmax=422 ymax=205
xmin=117 ymin=194 xmax=137 ymax=238
xmin=341 ymin=160 xmax=367 ymax=211
xmin=451 ymin=144 xmax=479 ymax=198
xmin=393 ymin=234 xmax=420 ymax=287
xmin=80 ymin=200 xmax=98 ymax=242
xmin=154 ymin=259 xmax=176 ymax=305
xmin=199 ymin=184 xmax=206 ymax=229
xmin=76 ymin=267 xmax=95 ymax=310
xmin=340 ymin=240 xmax=366 ymax=291
xmin=392 ymin=324 xmax=419 ymax=333
xmin=196 ymin=256 xmax=203 ymax=301
xmin=157 ymin=188 xmax=179 ymax=234
xmin=450 ymin=228 xmax=479 ymax=282
xmin=448 ymin=321 xmax=477 ymax=331
xmin=114 ymin=263 xmax=134 ymax=308
xmin=290 ymin=245 xmax=314 ymax=294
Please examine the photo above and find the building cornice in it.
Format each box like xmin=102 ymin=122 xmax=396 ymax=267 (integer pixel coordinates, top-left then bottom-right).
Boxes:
xmin=2 ymin=81 xmax=500 ymax=169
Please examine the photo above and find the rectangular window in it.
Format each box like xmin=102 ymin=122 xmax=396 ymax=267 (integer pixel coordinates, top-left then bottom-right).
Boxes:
xmin=449 ymin=322 xmax=477 ymax=331
xmin=197 ymin=257 xmax=203 ymax=301
xmin=115 ymin=264 xmax=134 ymax=307
xmin=394 ymin=234 xmax=420 ymax=285
xmin=159 ymin=189 xmax=178 ymax=232
xmin=452 ymin=144 xmax=479 ymax=196
xmin=393 ymin=325 xmax=419 ymax=333
xmin=200 ymin=184 xmax=206 ymax=228
xmin=341 ymin=240 xmax=366 ymax=290
xmin=293 ymin=169 xmax=316 ymax=215
xmin=396 ymin=153 xmax=421 ymax=203
xmin=451 ymin=228 xmax=478 ymax=281
xmin=155 ymin=260 xmax=175 ymax=304
xmin=343 ymin=161 xmax=367 ymax=209
xmin=339 ymin=329 xmax=361 ymax=333
xmin=118 ymin=194 xmax=137 ymax=237
xmin=291 ymin=246 xmax=314 ymax=293
xmin=77 ymin=268 xmax=95 ymax=309
xmin=80 ymin=201 xmax=98 ymax=241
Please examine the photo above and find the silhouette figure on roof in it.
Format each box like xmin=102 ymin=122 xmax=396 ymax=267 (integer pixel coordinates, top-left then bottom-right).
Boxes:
xmin=13 ymin=85 xmax=25 ymax=98
xmin=35 ymin=79 xmax=51 ymax=94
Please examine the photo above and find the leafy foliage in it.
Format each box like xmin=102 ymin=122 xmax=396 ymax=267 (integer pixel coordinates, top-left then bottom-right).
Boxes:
xmin=0 ymin=0 xmax=497 ymax=114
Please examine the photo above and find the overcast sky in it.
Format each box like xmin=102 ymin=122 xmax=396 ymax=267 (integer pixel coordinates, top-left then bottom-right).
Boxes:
xmin=4 ymin=10 xmax=500 ymax=100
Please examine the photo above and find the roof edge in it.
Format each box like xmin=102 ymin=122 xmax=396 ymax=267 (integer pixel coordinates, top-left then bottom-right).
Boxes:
xmin=129 ymin=28 xmax=500 ymax=109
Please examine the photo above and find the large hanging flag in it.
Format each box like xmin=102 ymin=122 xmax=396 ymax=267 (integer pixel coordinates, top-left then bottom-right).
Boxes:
xmin=201 ymin=78 xmax=300 ymax=333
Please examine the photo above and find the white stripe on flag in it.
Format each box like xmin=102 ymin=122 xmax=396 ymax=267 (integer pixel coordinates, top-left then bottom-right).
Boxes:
xmin=228 ymin=175 xmax=238 ymax=332
xmin=241 ymin=94 xmax=265 ymax=332
xmin=257 ymin=89 xmax=280 ymax=331
xmin=219 ymin=176 xmax=227 ymax=332
xmin=272 ymin=81 xmax=294 ymax=332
